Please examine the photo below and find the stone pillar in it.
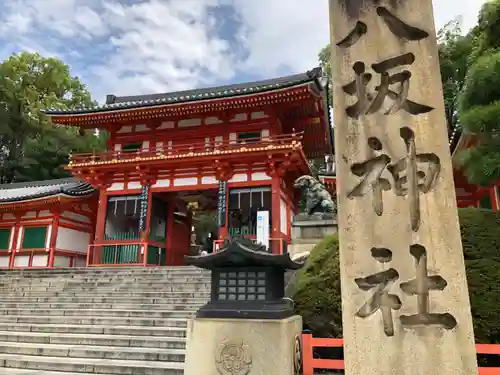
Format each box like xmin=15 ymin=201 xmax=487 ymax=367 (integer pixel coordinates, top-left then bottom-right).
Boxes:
xmin=328 ymin=1 xmax=478 ymax=375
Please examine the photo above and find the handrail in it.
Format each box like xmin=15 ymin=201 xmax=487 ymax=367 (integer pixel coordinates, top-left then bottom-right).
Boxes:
xmin=88 ymin=240 xmax=166 ymax=267
xmin=301 ymin=333 xmax=500 ymax=375
xmin=69 ymin=132 xmax=304 ymax=166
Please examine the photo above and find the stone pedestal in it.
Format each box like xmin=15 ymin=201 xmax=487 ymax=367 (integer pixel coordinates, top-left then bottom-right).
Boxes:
xmin=184 ymin=316 xmax=302 ymax=375
xmin=288 ymin=217 xmax=337 ymax=260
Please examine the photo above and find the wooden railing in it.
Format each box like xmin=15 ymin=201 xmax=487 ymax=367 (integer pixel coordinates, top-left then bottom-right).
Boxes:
xmin=69 ymin=132 xmax=304 ymax=166
xmin=11 ymin=248 xmax=86 ymax=268
xmin=301 ymin=333 xmax=500 ymax=375
xmin=87 ymin=240 xmax=165 ymax=267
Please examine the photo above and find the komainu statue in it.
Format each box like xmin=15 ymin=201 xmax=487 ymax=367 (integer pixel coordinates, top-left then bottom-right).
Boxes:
xmin=294 ymin=175 xmax=336 ymax=216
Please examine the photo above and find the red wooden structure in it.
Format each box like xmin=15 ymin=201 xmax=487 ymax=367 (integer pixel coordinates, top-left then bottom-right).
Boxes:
xmin=301 ymin=333 xmax=500 ymax=375
xmin=41 ymin=68 xmax=333 ymax=267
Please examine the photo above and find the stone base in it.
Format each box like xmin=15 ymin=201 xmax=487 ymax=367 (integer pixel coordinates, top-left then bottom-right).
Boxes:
xmin=288 ymin=219 xmax=337 ymax=260
xmin=184 ymin=315 xmax=302 ymax=375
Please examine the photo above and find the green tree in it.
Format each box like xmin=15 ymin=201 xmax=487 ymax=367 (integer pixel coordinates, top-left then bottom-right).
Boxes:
xmin=437 ymin=20 xmax=474 ymax=135
xmin=0 ymin=52 xmax=103 ymax=183
xmin=293 ymin=208 xmax=500 ymax=344
xmin=455 ymin=0 xmax=500 ymax=186
xmin=318 ymin=21 xmax=473 ymax=135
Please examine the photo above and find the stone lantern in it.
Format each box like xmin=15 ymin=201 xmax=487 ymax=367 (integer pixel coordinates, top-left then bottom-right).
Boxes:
xmin=183 ymin=236 xmax=305 ymax=375
xmin=184 ymin=236 xmax=304 ymax=320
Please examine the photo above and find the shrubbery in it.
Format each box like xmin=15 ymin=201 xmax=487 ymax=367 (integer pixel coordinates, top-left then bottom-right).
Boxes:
xmin=293 ymin=208 xmax=500 ymax=344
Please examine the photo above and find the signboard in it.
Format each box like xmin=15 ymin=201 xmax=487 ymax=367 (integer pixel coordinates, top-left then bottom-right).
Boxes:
xmin=217 ymin=181 xmax=227 ymax=227
xmin=138 ymin=185 xmax=150 ymax=232
xmin=256 ymin=210 xmax=269 ymax=250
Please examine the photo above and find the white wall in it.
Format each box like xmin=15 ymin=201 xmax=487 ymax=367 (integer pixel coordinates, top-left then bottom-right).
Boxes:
xmin=55 ymin=227 xmax=90 ymax=253
xmin=280 ymin=198 xmax=287 ymax=234
xmin=53 ymin=256 xmax=71 ymax=267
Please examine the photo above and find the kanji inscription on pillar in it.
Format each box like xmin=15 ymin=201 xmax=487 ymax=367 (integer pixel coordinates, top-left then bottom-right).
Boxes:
xmin=329 ymin=0 xmax=478 ymax=374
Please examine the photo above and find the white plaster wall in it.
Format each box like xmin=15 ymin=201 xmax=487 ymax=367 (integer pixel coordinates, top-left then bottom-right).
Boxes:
xmin=159 ymin=121 xmax=174 ymax=129
xmin=205 ymin=117 xmax=223 ymax=125
xmin=262 ymin=129 xmax=270 ymax=139
xmin=179 ymin=119 xmax=201 ymax=128
xmin=32 ymin=254 xmax=49 ymax=267
xmin=117 ymin=125 xmax=133 ymax=133
xmin=174 ymin=177 xmax=198 ymax=187
xmin=252 ymin=111 xmax=268 ymax=119
xmin=23 ymin=211 xmax=36 ymax=219
xmin=215 ymin=136 xmax=223 ymax=147
xmin=202 ymin=176 xmax=217 ymax=185
xmin=114 ymin=144 xmax=122 ymax=152
xmin=14 ymin=256 xmax=29 ymax=267
xmin=16 ymin=228 xmax=23 ymax=249
xmin=135 ymin=124 xmax=149 ymax=132
xmin=252 ymin=172 xmax=271 ymax=181
xmin=231 ymin=113 xmax=247 ymax=122
xmin=7 ymin=227 xmax=14 ymax=250
xmin=56 ymin=227 xmax=90 ymax=253
xmin=142 ymin=140 xmax=150 ymax=150
xmin=74 ymin=257 xmax=86 ymax=267
xmin=53 ymin=255 xmax=71 ymax=267
xmin=128 ymin=182 xmax=142 ymax=189
xmin=229 ymin=174 xmax=248 ymax=183
xmin=153 ymin=179 xmax=171 ymax=188
xmin=45 ymin=225 xmax=52 ymax=248
xmin=280 ymin=198 xmax=287 ymax=234
xmin=0 ymin=256 xmax=10 ymax=267
xmin=2 ymin=214 xmax=15 ymax=220
xmin=229 ymin=133 xmax=237 ymax=144
xmin=108 ymin=183 xmax=125 ymax=191
xmin=61 ymin=212 xmax=91 ymax=224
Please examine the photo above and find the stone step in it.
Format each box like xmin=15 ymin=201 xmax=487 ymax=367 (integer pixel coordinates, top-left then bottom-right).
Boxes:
xmin=0 ymin=271 xmax=209 ymax=280
xmin=0 ymin=266 xmax=203 ymax=273
xmin=0 ymin=353 xmax=184 ymax=375
xmin=0 ymin=331 xmax=186 ymax=349
xmin=0 ymin=308 xmax=195 ymax=318
xmin=0 ymin=341 xmax=186 ymax=362
xmin=3 ymin=291 xmax=211 ymax=298
xmin=0 ymin=322 xmax=187 ymax=337
xmin=2 ymin=369 xmax=111 ymax=375
xmin=0 ymin=315 xmax=188 ymax=327
xmin=0 ymin=278 xmax=209 ymax=285
xmin=0 ymin=283 xmax=211 ymax=292
xmin=0 ymin=282 xmax=211 ymax=289
xmin=0 ymin=297 xmax=209 ymax=304
xmin=0 ymin=302 xmax=205 ymax=310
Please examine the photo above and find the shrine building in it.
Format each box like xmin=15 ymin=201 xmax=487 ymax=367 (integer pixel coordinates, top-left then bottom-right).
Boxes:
xmin=0 ymin=68 xmax=333 ymax=268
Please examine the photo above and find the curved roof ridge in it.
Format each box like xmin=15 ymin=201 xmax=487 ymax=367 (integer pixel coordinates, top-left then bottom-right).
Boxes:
xmin=0 ymin=178 xmax=96 ymax=203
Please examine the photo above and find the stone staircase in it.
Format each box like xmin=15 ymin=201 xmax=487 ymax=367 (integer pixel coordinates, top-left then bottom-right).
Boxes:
xmin=0 ymin=266 xmax=211 ymax=374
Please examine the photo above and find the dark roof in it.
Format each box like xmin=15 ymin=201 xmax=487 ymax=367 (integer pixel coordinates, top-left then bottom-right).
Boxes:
xmin=0 ymin=178 xmax=96 ymax=203
xmin=44 ymin=68 xmax=324 ymax=115
xmin=185 ymin=236 xmax=304 ymax=270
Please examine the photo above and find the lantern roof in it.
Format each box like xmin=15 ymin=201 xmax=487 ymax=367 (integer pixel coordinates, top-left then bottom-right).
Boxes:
xmin=185 ymin=236 xmax=304 ymax=270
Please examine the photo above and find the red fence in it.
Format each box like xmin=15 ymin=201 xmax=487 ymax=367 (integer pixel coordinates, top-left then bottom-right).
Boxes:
xmin=302 ymin=333 xmax=500 ymax=375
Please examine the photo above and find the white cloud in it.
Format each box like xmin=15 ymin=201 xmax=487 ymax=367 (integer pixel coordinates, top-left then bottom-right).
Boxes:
xmin=230 ymin=0 xmax=487 ymax=77
xmin=0 ymin=0 xmax=488 ymax=103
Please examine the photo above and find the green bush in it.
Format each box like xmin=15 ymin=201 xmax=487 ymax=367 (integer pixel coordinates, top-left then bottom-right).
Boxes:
xmin=293 ymin=208 xmax=500 ymax=344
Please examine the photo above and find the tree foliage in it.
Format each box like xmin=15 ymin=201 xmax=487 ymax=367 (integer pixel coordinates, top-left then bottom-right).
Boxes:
xmin=293 ymin=208 xmax=500 ymax=344
xmin=318 ymin=2 xmax=500 ymax=186
xmin=0 ymin=52 xmax=105 ymax=183
xmin=454 ymin=0 xmax=500 ymax=185
xmin=437 ymin=20 xmax=474 ymax=135
xmin=318 ymin=19 xmax=473 ymax=136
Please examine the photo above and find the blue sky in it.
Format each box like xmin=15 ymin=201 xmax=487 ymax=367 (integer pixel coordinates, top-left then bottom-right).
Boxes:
xmin=0 ymin=0 xmax=487 ymax=103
